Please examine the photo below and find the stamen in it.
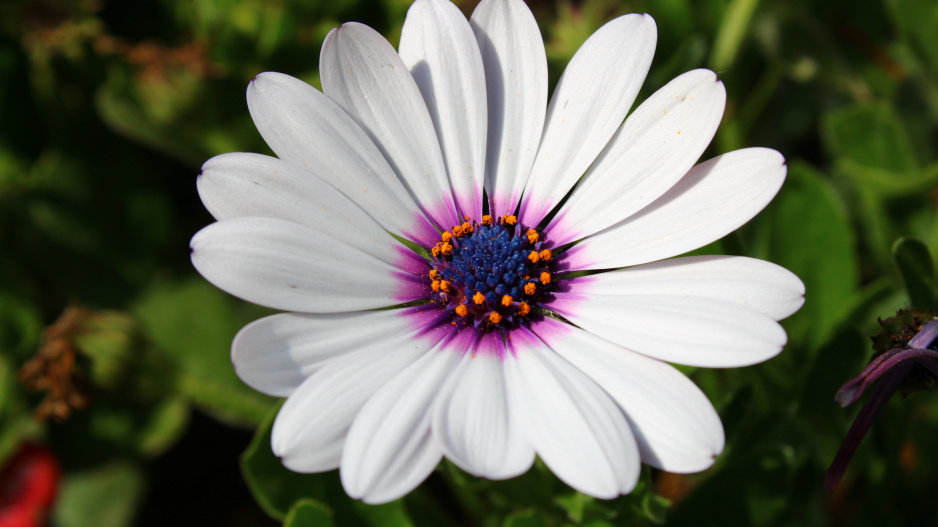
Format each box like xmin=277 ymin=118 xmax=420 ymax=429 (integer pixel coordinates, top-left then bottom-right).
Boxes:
xmin=455 ymin=305 xmax=468 ymax=317
xmin=526 ymin=229 xmax=538 ymax=243
xmin=473 ymin=292 xmax=485 ymax=305
xmin=518 ymin=302 xmax=531 ymax=316
xmin=539 ymin=249 xmax=552 ymax=261
xmin=540 ymin=272 xmax=551 ymax=285
xmin=488 ymin=312 xmax=502 ymax=324
xmin=482 ymin=215 xmax=493 ymax=225
xmin=528 ymin=251 xmax=539 ymax=264
xmin=441 ymin=231 xmax=452 ymax=242
xmin=431 ymin=280 xmax=441 ymax=292
xmin=440 ymin=280 xmax=451 ymax=293
xmin=501 ymin=295 xmax=513 ymax=307
xmin=524 ymin=283 xmax=536 ymax=296
xmin=503 ymin=215 xmax=517 ymax=226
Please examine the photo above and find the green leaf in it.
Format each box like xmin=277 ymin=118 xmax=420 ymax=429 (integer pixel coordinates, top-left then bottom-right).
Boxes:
xmin=892 ymin=237 xmax=937 ymax=309
xmin=885 ymin=0 xmax=938 ymax=69
xmin=241 ymin=403 xmax=414 ymax=525
xmin=283 ymin=499 xmax=334 ymax=527
xmin=709 ymin=0 xmax=760 ymax=71
xmin=755 ymin=161 xmax=857 ymax=350
xmin=502 ymin=510 xmax=545 ymax=527
xmin=53 ymin=461 xmax=146 ymax=527
xmin=823 ymin=103 xmax=918 ymax=173
xmin=133 ymin=279 xmax=275 ymax=425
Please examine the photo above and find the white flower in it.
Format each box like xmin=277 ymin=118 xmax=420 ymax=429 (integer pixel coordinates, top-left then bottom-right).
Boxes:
xmin=190 ymin=0 xmax=805 ymax=505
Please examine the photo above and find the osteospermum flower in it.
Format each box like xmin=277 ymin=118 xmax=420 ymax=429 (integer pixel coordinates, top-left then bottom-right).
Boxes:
xmin=190 ymin=0 xmax=806 ymax=504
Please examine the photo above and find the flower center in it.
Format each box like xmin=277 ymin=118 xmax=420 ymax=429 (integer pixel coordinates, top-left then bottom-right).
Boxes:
xmin=428 ymin=214 xmax=554 ymax=330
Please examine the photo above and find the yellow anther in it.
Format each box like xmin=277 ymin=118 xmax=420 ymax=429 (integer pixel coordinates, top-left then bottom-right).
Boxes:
xmin=482 ymin=215 xmax=493 ymax=225
xmin=517 ymin=302 xmax=531 ymax=316
xmin=452 ymin=225 xmax=463 ymax=237
xmin=526 ymin=229 xmax=539 ymax=243
xmin=501 ymin=295 xmax=513 ymax=307
xmin=431 ymin=244 xmax=441 ymax=258
xmin=462 ymin=221 xmax=473 ymax=234
xmin=455 ymin=305 xmax=468 ymax=317
xmin=441 ymin=242 xmax=453 ymax=255
xmin=431 ymin=280 xmax=441 ymax=292
xmin=524 ymin=282 xmax=536 ymax=296
xmin=539 ymin=249 xmax=552 ymax=261
xmin=441 ymin=231 xmax=453 ymax=242
xmin=540 ymin=272 xmax=551 ymax=285
xmin=440 ymin=280 xmax=451 ymax=293
xmin=429 ymin=269 xmax=438 ymax=280
xmin=488 ymin=312 xmax=503 ymax=324
xmin=528 ymin=251 xmax=540 ymax=264
xmin=503 ymin=215 xmax=517 ymax=226
xmin=473 ymin=291 xmax=486 ymax=305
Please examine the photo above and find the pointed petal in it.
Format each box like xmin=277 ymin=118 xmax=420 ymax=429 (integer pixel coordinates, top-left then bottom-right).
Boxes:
xmin=565 ymin=147 xmax=786 ymax=269
xmin=321 ymin=23 xmax=461 ymax=229
xmin=470 ymin=0 xmax=547 ymax=217
xmin=551 ymin=294 xmax=787 ymax=367
xmin=565 ymin=255 xmax=805 ymax=321
xmin=190 ymin=217 xmax=421 ymax=312
xmin=341 ymin=335 xmax=466 ymax=504
xmin=246 ymin=72 xmax=437 ymax=246
xmin=400 ymin=0 xmax=486 ymax=218
xmin=533 ymin=319 xmax=724 ymax=473
xmin=272 ymin=336 xmax=431 ymax=472
xmin=506 ymin=328 xmax=640 ymax=498
xmin=198 ymin=152 xmax=419 ymax=270
xmin=231 ymin=310 xmax=418 ymax=397
xmin=519 ymin=14 xmax=657 ymax=226
xmin=432 ymin=334 xmax=535 ymax=480
xmin=550 ymin=69 xmax=726 ymax=244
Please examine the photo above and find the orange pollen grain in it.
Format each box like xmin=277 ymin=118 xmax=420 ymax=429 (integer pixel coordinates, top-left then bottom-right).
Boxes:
xmin=517 ymin=302 xmax=531 ymax=316
xmin=441 ymin=231 xmax=452 ymax=242
xmin=440 ymin=280 xmax=451 ymax=293
xmin=524 ymin=283 xmax=536 ymax=295
xmin=488 ymin=312 xmax=503 ymax=324
xmin=431 ymin=280 xmax=441 ymax=292
xmin=441 ymin=242 xmax=453 ymax=255
xmin=473 ymin=292 xmax=486 ymax=305
xmin=501 ymin=295 xmax=513 ymax=307
xmin=539 ymin=249 xmax=552 ymax=261
xmin=482 ymin=215 xmax=493 ymax=225
xmin=540 ymin=272 xmax=551 ymax=285
xmin=455 ymin=305 xmax=468 ymax=317
xmin=527 ymin=251 xmax=540 ymax=264
xmin=526 ymin=229 xmax=539 ymax=243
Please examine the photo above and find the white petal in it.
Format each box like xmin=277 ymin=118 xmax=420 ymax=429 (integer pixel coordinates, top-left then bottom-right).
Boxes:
xmin=321 ymin=23 xmax=461 ymax=229
xmin=533 ymin=319 xmax=724 ymax=473
xmin=506 ymin=328 xmax=640 ymax=498
xmin=341 ymin=339 xmax=465 ymax=504
xmin=432 ymin=334 xmax=534 ymax=480
xmin=272 ymin=337 xmax=431 ymax=472
xmin=400 ymin=0 xmax=486 ymax=219
xmin=198 ymin=152 xmax=418 ymax=269
xmin=231 ymin=310 xmax=418 ymax=397
xmin=550 ymin=69 xmax=726 ymax=244
xmin=551 ymin=293 xmax=787 ymax=367
xmin=566 ymin=255 xmax=805 ymax=321
xmin=519 ymin=14 xmax=657 ymax=226
xmin=190 ymin=217 xmax=420 ymax=313
xmin=565 ymin=147 xmax=787 ymax=269
xmin=246 ymin=72 xmax=438 ymax=245
xmin=470 ymin=0 xmax=547 ymax=217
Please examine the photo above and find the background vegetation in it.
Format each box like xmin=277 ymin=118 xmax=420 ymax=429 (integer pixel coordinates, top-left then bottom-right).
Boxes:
xmin=2 ymin=0 xmax=938 ymax=525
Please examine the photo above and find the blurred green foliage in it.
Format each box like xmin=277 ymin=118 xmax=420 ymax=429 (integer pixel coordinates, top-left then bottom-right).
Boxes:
xmin=1 ymin=0 xmax=937 ymax=525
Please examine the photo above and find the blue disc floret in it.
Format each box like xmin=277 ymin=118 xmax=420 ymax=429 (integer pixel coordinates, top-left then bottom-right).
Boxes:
xmin=428 ymin=215 xmax=554 ymax=330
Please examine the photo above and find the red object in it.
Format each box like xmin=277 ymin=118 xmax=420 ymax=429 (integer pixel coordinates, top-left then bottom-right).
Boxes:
xmin=0 ymin=444 xmax=60 ymax=527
